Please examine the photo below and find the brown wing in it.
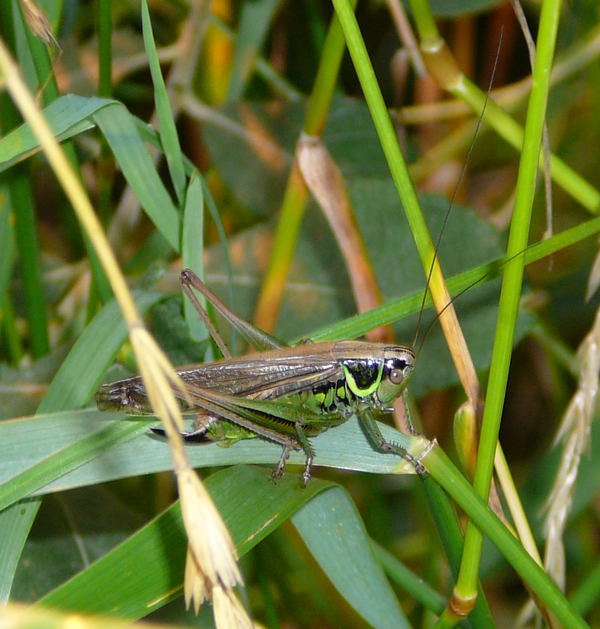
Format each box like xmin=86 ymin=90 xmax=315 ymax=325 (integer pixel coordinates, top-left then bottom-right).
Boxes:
xmin=176 ymin=342 xmax=343 ymax=399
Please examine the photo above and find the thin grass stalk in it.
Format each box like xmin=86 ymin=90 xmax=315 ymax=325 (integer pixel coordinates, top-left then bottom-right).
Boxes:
xmin=331 ymin=0 xmax=479 ymax=410
xmin=0 ymin=4 xmax=49 ymax=358
xmin=420 ymin=477 xmax=495 ymax=625
xmin=373 ymin=541 xmax=446 ymax=613
xmin=421 ymin=445 xmax=587 ymax=628
xmin=96 ymin=0 xmax=115 ymax=227
xmin=10 ymin=171 xmax=49 ymax=358
xmin=107 ymin=1 xmax=211 ymax=250
xmin=0 ymin=295 xmax=23 ymax=363
xmin=141 ymin=0 xmax=186 ymax=205
xmin=18 ymin=2 xmax=113 ymax=305
xmin=454 ymin=0 xmax=563 ymax=618
xmin=97 ymin=0 xmax=112 ymax=98
xmin=252 ymin=3 xmax=356 ymax=334
xmin=398 ymin=21 xmax=600 ymax=128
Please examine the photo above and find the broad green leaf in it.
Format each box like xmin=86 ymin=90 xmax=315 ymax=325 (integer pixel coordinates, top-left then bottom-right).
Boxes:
xmin=39 ymin=466 xmax=335 ymax=618
xmin=0 ymin=411 xmax=418 ymax=499
xmin=0 ymin=96 xmax=182 ymax=251
xmin=12 ymin=485 xmax=148 ymax=602
xmin=141 ymin=0 xmax=186 ymax=203
xmin=38 ymin=291 xmax=162 ymax=413
xmin=293 ymin=488 xmax=409 ymax=629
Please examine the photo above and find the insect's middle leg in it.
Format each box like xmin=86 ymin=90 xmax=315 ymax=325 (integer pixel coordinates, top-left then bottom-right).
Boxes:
xmin=292 ymin=421 xmax=316 ymax=487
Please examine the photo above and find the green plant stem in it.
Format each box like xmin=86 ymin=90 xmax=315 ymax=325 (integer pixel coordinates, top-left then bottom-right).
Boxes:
xmin=372 ymin=540 xmax=445 ymax=614
xmin=420 ymin=478 xmax=495 ymax=626
xmin=570 ymin=559 xmax=600 ymax=615
xmin=422 ymin=445 xmax=587 ymax=628
xmin=19 ymin=4 xmax=113 ymax=306
xmin=453 ymin=77 xmax=599 ymax=213
xmin=0 ymin=2 xmax=50 ymax=358
xmin=252 ymin=3 xmax=355 ymax=333
xmin=408 ymin=0 xmax=439 ymax=45
xmin=456 ymin=0 xmax=563 ymax=611
xmin=97 ymin=0 xmax=112 ymax=98
xmin=1 ymin=292 xmax=23 ymax=363
xmin=331 ymin=0 xmax=434 ymax=268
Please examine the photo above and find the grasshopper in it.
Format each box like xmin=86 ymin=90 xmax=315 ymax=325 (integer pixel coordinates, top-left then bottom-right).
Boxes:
xmin=96 ymin=269 xmax=418 ymax=484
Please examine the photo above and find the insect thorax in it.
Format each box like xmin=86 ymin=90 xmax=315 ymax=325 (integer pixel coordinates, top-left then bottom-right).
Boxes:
xmin=307 ymin=354 xmax=411 ymax=414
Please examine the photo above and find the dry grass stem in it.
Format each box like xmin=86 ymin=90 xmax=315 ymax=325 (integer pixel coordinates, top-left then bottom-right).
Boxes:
xmin=543 ymin=304 xmax=600 ymax=589
xmin=297 ymin=133 xmax=393 ymax=343
xmin=20 ymin=0 xmax=59 ymax=48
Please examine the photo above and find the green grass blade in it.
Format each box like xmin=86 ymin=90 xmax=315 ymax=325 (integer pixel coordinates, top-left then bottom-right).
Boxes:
xmin=293 ymin=487 xmax=409 ymax=629
xmin=0 ymin=502 xmax=40 ymax=603
xmin=141 ymin=0 xmax=186 ymax=203
xmin=0 ymin=421 xmax=148 ymax=512
xmin=372 ymin=542 xmax=445 ymax=614
xmin=38 ymin=466 xmax=335 ymax=618
xmin=0 ymin=412 xmax=418 ymax=497
xmin=93 ymin=105 xmax=181 ymax=251
xmin=226 ymin=0 xmax=284 ymax=102
xmin=0 ymin=97 xmax=182 ymax=252
xmin=38 ymin=291 xmax=162 ymax=413
xmin=0 ymin=95 xmax=103 ymax=170
xmin=181 ymin=175 xmax=207 ymax=342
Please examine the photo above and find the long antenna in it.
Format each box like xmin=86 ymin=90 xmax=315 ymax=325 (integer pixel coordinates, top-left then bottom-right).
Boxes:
xmin=412 ymin=29 xmax=504 ymax=352
xmin=416 ymin=245 xmax=528 ymax=357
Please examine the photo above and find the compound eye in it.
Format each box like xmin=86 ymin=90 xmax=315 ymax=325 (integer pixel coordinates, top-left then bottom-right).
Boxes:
xmin=389 ymin=367 xmax=405 ymax=385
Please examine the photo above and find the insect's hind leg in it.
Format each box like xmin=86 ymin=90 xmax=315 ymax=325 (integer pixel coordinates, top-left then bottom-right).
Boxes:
xmin=150 ymin=414 xmax=216 ymax=442
xmin=272 ymin=445 xmax=292 ymax=481
xmin=358 ymin=407 xmax=427 ymax=477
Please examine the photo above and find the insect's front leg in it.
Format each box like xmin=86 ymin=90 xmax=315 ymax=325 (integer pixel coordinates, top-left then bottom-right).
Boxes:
xmin=400 ymin=389 xmax=419 ymax=435
xmin=357 ymin=406 xmax=427 ymax=477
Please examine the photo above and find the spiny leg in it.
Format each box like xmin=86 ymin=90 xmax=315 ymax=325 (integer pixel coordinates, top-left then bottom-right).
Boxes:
xmin=292 ymin=421 xmax=317 ymax=487
xmin=358 ymin=406 xmax=427 ymax=477
xmin=180 ymin=269 xmax=232 ymax=359
xmin=272 ymin=445 xmax=293 ymax=481
xmin=150 ymin=414 xmax=216 ymax=442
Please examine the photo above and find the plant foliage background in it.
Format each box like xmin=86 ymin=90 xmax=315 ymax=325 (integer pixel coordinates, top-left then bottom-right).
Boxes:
xmin=1 ymin=0 xmax=600 ymax=627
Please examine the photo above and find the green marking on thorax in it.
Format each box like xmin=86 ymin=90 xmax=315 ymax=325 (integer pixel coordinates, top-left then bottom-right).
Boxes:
xmin=342 ymin=362 xmax=384 ymax=398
